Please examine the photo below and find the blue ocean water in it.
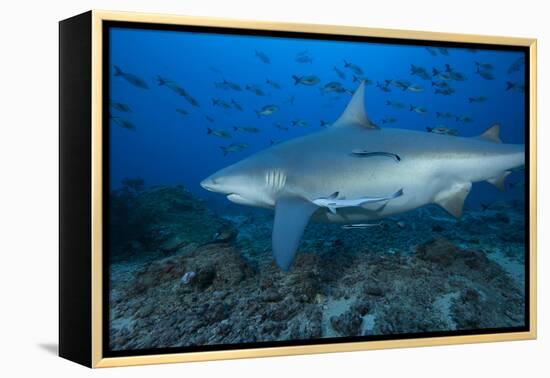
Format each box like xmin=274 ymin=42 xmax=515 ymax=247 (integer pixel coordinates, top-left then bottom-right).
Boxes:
xmin=108 ymin=27 xmax=525 ymax=213
xmin=107 ymin=26 xmax=528 ymax=350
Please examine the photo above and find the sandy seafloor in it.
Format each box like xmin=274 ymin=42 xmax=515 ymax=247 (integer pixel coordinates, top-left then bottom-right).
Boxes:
xmin=108 ymin=185 xmax=525 ymax=351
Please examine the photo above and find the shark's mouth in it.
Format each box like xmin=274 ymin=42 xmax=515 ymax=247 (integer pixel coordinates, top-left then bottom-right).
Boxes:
xmin=226 ymin=193 xmax=245 ymax=203
xmin=226 ymin=193 xmax=265 ymax=207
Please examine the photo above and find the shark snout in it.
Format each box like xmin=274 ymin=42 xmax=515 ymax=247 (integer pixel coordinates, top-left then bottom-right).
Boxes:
xmin=200 ymin=176 xmax=218 ymax=192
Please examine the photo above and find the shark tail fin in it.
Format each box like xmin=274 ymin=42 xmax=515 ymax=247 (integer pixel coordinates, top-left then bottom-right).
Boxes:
xmin=487 ymin=171 xmax=511 ymax=191
xmin=477 ymin=124 xmax=501 ymax=143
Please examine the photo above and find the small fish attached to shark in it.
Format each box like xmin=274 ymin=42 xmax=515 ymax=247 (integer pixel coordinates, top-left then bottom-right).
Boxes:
xmin=312 ymin=190 xmax=404 ymax=215
xmin=201 ymin=81 xmax=525 ymax=271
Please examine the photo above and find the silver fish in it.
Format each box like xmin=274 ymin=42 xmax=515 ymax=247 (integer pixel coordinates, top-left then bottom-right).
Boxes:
xmin=231 ymin=99 xmax=243 ymax=111
xmin=220 ymin=143 xmax=248 ymax=156
xmin=506 ymin=81 xmax=525 ymax=92
xmin=256 ymin=105 xmax=279 ymax=117
xmin=266 ymin=79 xmax=281 ymax=89
xmin=110 ymin=101 xmax=131 ymax=112
xmin=333 ymin=66 xmax=346 ymax=80
xmin=343 ymin=60 xmax=363 ymax=75
xmin=207 ymin=128 xmax=231 ymax=138
xmin=255 ymin=50 xmax=270 ymax=64
xmin=292 ymin=75 xmax=320 ymax=86
xmin=508 ymin=56 xmax=525 ymax=74
xmin=409 ymin=104 xmax=428 ymax=114
xmin=113 ymin=65 xmax=149 ymax=89
xmin=234 ymin=126 xmax=260 ymax=133
xmin=468 ymin=96 xmax=487 ymax=103
xmin=110 ymin=115 xmax=135 ymax=130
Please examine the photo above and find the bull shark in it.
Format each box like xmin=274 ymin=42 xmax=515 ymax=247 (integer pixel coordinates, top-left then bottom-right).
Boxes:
xmin=201 ymin=81 xmax=525 ymax=271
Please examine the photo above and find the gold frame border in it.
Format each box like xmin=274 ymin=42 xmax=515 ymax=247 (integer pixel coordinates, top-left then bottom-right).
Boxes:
xmin=90 ymin=10 xmax=537 ymax=368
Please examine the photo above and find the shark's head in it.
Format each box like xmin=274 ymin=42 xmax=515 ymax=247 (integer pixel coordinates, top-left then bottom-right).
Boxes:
xmin=201 ymin=157 xmax=278 ymax=208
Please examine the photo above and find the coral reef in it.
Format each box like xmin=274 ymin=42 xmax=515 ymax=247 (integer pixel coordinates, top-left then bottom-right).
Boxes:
xmin=108 ymin=185 xmax=526 ymax=351
xmin=109 ymin=184 xmax=235 ymax=260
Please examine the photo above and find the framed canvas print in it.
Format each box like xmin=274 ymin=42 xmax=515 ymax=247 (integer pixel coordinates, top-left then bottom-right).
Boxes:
xmin=59 ymin=10 xmax=537 ymax=368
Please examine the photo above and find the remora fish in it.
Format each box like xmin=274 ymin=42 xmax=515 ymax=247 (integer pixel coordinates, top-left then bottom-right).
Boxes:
xmin=313 ymin=189 xmax=404 ymax=214
xmin=350 ymin=150 xmax=401 ymax=162
xmin=201 ymin=81 xmax=524 ymax=270
xmin=341 ymin=222 xmax=383 ymax=229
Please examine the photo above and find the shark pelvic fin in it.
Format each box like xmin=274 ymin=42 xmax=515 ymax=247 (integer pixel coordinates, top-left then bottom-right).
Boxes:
xmin=334 ymin=81 xmax=379 ymax=130
xmin=487 ymin=171 xmax=511 ymax=191
xmin=478 ymin=124 xmax=501 ymax=143
xmin=434 ymin=182 xmax=472 ymax=218
xmin=272 ymin=196 xmax=318 ymax=271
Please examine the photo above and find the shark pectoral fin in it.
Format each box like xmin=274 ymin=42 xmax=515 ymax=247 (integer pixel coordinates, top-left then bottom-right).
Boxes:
xmin=434 ymin=182 xmax=472 ymax=218
xmin=272 ymin=197 xmax=318 ymax=271
xmin=477 ymin=123 xmax=501 ymax=143
xmin=333 ymin=81 xmax=379 ymax=130
xmin=328 ymin=206 xmax=337 ymax=214
xmin=487 ymin=171 xmax=511 ymax=191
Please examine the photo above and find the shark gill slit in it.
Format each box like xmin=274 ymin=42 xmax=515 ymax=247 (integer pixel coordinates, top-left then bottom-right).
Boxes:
xmin=265 ymin=169 xmax=286 ymax=192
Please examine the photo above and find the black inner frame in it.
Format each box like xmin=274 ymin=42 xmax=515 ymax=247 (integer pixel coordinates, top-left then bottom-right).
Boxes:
xmin=102 ymin=20 xmax=531 ymax=358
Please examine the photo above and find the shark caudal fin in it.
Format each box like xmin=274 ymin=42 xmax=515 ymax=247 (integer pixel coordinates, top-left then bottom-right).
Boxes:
xmin=333 ymin=81 xmax=379 ymax=129
xmin=272 ymin=196 xmax=318 ymax=271
xmin=434 ymin=182 xmax=472 ymax=218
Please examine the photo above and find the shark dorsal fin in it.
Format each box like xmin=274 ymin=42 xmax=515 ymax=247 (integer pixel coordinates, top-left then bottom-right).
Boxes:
xmin=478 ymin=124 xmax=501 ymax=143
xmin=333 ymin=81 xmax=378 ymax=129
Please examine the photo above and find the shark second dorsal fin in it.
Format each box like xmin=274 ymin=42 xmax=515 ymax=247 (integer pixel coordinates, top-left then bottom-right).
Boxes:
xmin=333 ymin=81 xmax=378 ymax=130
xmin=478 ymin=124 xmax=501 ymax=143
xmin=434 ymin=182 xmax=472 ymax=218
xmin=272 ymin=196 xmax=318 ymax=271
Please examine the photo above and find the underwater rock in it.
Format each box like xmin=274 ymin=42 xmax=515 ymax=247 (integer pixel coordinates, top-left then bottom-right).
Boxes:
xmin=109 ymin=185 xmax=232 ymax=259
xmin=364 ymin=283 xmax=384 ymax=297
xmin=495 ymin=212 xmax=511 ymax=224
xmin=330 ymin=310 xmax=363 ymax=336
xmin=108 ymin=200 xmax=526 ymax=351
xmin=415 ymin=237 xmax=459 ymax=266
xmin=432 ymin=224 xmax=445 ymax=233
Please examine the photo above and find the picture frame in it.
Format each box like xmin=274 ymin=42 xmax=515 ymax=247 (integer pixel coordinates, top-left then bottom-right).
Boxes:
xmin=59 ymin=10 xmax=537 ymax=368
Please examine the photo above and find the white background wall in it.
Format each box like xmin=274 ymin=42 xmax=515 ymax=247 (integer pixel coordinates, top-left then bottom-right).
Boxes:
xmin=0 ymin=0 xmax=547 ymax=376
